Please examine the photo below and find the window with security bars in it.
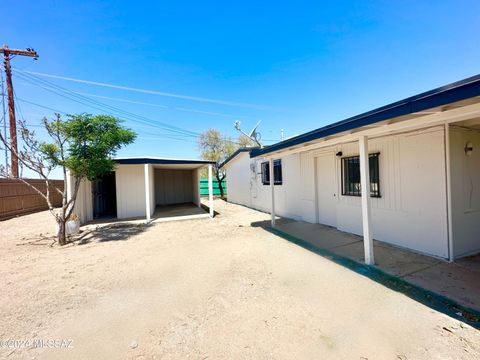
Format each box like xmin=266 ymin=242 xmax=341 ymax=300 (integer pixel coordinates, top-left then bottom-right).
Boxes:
xmin=341 ymin=153 xmax=380 ymax=197
xmin=261 ymin=160 xmax=282 ymax=185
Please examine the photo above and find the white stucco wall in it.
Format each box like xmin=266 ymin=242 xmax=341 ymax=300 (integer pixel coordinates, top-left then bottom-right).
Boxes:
xmin=450 ymin=127 xmax=480 ymax=258
xmin=226 ymin=127 xmax=450 ymax=258
xmin=224 ymin=152 xmax=254 ymax=207
xmin=115 ymin=164 xmax=146 ymax=219
xmin=69 ymin=176 xmax=93 ymax=225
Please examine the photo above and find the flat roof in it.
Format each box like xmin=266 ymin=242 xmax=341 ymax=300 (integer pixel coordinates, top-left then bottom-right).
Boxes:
xmin=114 ymin=157 xmax=215 ymax=165
xmin=251 ymin=74 xmax=480 ymax=157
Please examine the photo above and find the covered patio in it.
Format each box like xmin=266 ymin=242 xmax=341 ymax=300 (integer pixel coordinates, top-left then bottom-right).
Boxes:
xmin=129 ymin=157 xmax=217 ymax=223
xmin=270 ymin=218 xmax=480 ymax=313
xmin=71 ymin=157 xmax=216 ymax=225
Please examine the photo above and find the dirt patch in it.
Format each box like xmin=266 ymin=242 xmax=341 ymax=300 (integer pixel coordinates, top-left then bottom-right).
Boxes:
xmin=0 ymin=200 xmax=479 ymax=359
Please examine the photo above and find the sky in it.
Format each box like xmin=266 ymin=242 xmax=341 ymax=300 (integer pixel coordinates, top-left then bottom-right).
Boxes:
xmin=2 ymin=0 xmax=480 ymax=178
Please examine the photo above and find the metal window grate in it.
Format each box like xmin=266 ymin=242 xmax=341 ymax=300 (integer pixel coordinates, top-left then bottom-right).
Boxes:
xmin=261 ymin=160 xmax=283 ymax=186
xmin=341 ymin=153 xmax=380 ymax=197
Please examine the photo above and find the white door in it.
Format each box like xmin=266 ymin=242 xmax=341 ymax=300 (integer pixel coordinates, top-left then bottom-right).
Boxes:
xmin=316 ymin=154 xmax=337 ymax=227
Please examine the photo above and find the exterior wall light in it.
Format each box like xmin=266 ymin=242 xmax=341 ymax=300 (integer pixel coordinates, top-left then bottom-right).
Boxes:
xmin=465 ymin=141 xmax=473 ymax=156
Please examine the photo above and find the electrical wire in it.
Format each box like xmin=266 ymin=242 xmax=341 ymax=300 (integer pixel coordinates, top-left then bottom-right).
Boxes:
xmin=12 ymin=70 xmax=273 ymax=146
xmin=18 ymin=69 xmax=278 ymax=111
xmin=14 ymin=71 xmax=199 ymax=138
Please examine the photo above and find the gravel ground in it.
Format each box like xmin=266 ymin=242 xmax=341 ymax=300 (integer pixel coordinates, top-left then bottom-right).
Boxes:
xmin=0 ymin=199 xmax=479 ymax=359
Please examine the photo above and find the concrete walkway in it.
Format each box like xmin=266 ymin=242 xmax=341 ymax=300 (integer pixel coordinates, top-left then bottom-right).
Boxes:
xmin=270 ymin=218 xmax=480 ymax=313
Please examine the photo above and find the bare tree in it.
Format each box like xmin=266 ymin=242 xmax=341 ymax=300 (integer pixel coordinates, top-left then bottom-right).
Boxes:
xmin=197 ymin=129 xmax=236 ymax=198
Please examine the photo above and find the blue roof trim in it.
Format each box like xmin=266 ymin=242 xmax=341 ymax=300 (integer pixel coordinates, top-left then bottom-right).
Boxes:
xmin=251 ymin=74 xmax=480 ymax=157
xmin=219 ymin=147 xmax=259 ymax=169
xmin=115 ymin=158 xmax=215 ymax=165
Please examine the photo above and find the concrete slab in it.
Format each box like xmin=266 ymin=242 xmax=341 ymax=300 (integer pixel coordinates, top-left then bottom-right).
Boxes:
xmin=276 ymin=221 xmax=361 ymax=250
xmin=153 ymin=203 xmax=207 ymax=220
xmin=457 ymin=254 xmax=480 ymax=272
xmin=403 ymin=261 xmax=480 ymax=311
xmin=272 ymin=218 xmax=480 ymax=312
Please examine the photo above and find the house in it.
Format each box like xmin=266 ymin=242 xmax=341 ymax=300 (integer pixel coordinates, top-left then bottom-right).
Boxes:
xmin=221 ymin=75 xmax=480 ymax=263
xmin=69 ymin=157 xmax=216 ymax=224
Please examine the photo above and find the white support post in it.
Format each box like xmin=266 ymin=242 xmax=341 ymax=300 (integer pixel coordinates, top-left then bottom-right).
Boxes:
xmin=196 ymin=169 xmax=201 ymax=208
xmin=359 ymin=136 xmax=374 ymax=265
xmin=269 ymin=158 xmax=276 ymax=227
xmin=208 ymin=164 xmax=214 ymax=218
xmin=144 ymin=164 xmax=151 ymax=223
xmin=445 ymin=123 xmax=454 ymax=262
xmin=66 ymin=169 xmax=73 ymax=201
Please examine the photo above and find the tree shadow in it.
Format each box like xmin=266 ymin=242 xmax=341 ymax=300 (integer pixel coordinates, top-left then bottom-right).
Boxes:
xmin=76 ymin=223 xmax=149 ymax=245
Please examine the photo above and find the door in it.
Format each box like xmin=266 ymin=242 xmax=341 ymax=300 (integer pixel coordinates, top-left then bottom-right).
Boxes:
xmin=93 ymin=172 xmax=117 ymax=218
xmin=316 ymin=154 xmax=337 ymax=227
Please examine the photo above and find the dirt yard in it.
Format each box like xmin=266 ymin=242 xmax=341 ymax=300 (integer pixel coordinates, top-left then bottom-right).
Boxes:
xmin=0 ymin=200 xmax=479 ymax=359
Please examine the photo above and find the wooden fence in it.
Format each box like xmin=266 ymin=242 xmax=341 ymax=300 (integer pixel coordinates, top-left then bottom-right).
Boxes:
xmin=0 ymin=178 xmax=64 ymax=221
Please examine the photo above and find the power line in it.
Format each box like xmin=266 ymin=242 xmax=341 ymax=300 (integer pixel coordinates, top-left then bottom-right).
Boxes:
xmin=13 ymin=71 xmax=267 ymax=147
xmin=18 ymin=69 xmax=279 ymax=111
xmin=15 ymin=71 xmax=199 ymax=138
xmin=17 ymin=78 xmax=263 ymax=123
xmin=15 ymin=71 xmax=197 ymax=136
xmin=16 ymin=80 xmax=170 ymax=109
xmin=15 ymin=98 xmax=202 ymax=144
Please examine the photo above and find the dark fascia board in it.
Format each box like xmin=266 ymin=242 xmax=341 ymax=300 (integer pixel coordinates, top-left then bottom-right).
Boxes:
xmin=219 ymin=147 xmax=260 ymax=169
xmin=114 ymin=158 xmax=215 ymax=165
xmin=251 ymin=74 xmax=480 ymax=158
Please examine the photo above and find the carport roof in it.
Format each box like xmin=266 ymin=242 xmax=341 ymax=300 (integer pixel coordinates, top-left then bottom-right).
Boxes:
xmin=114 ymin=157 xmax=215 ymax=166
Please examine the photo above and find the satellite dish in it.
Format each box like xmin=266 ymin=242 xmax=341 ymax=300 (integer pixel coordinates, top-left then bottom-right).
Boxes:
xmin=248 ymin=120 xmax=261 ymax=138
xmin=233 ymin=120 xmax=262 ymax=147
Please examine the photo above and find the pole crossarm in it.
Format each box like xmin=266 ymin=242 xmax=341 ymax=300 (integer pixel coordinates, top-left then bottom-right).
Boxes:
xmin=0 ymin=47 xmax=39 ymax=59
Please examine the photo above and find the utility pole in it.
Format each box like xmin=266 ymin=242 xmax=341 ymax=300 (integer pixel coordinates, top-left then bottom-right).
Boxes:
xmin=0 ymin=72 xmax=8 ymax=174
xmin=0 ymin=45 xmax=39 ymax=177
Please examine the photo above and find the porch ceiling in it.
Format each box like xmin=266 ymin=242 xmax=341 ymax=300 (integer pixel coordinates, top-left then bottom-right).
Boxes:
xmin=151 ymin=163 xmax=207 ymax=170
xmin=453 ymin=116 xmax=480 ymax=130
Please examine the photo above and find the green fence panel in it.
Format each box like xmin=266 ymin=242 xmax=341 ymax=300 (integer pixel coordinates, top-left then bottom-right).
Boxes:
xmin=199 ymin=178 xmax=226 ymax=196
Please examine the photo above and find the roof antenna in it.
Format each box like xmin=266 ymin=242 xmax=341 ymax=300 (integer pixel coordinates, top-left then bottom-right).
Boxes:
xmin=234 ymin=120 xmax=262 ymax=147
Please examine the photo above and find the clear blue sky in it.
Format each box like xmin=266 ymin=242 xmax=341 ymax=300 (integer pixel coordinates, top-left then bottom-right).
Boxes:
xmin=2 ymin=0 xmax=480 ymax=178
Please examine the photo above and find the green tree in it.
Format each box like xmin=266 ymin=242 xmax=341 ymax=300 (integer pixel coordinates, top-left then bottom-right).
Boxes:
xmin=0 ymin=113 xmax=136 ymax=245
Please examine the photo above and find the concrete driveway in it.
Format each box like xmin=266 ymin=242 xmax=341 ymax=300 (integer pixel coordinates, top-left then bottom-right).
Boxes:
xmin=0 ymin=200 xmax=479 ymax=359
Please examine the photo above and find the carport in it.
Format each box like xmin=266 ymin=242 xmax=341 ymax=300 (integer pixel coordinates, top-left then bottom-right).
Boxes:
xmin=70 ymin=157 xmax=216 ymax=224
xmin=115 ymin=157 xmax=216 ymax=222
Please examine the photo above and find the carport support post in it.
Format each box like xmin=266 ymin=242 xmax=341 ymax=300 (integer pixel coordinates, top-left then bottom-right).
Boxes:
xmin=269 ymin=158 xmax=275 ymax=227
xmin=359 ymin=136 xmax=374 ymax=265
xmin=208 ymin=164 xmax=214 ymax=218
xmin=144 ymin=164 xmax=151 ymax=223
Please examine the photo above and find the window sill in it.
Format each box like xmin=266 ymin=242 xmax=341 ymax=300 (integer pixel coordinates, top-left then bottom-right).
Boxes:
xmin=341 ymin=193 xmax=381 ymax=198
